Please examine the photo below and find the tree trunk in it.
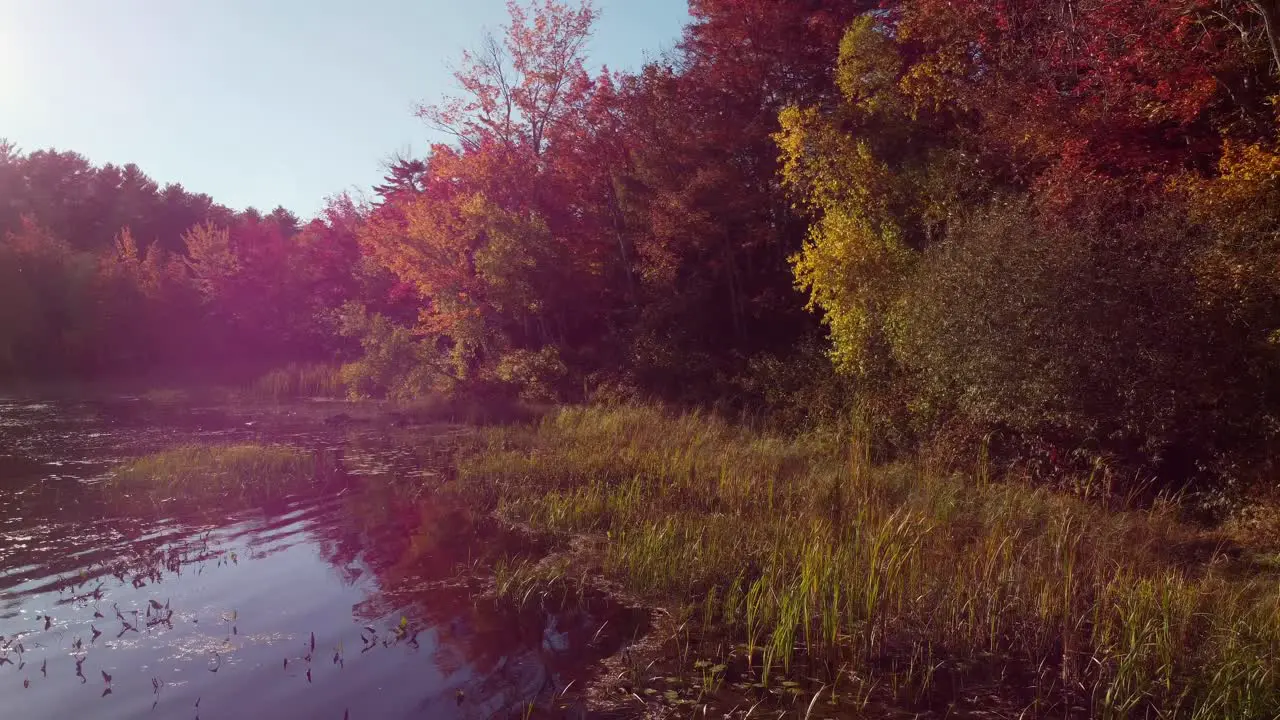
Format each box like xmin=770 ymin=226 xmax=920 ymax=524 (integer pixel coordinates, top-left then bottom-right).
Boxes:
xmin=1255 ymin=0 xmax=1280 ymax=77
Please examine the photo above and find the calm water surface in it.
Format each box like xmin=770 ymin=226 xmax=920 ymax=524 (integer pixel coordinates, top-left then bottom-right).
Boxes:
xmin=0 ymin=398 xmax=639 ymax=719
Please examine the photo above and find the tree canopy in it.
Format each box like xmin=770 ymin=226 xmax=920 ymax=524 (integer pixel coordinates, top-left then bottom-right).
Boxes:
xmin=8 ymin=0 xmax=1280 ymax=487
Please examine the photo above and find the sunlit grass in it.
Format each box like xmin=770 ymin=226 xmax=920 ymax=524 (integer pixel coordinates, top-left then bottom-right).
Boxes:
xmin=108 ymin=443 xmax=332 ymax=504
xmin=455 ymin=404 xmax=1280 ymax=717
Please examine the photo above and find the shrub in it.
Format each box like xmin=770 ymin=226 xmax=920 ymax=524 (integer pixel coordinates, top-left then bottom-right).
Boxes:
xmin=337 ymin=307 xmax=445 ymax=401
xmin=893 ymin=194 xmax=1255 ymax=487
xmin=495 ymin=346 xmax=568 ymax=402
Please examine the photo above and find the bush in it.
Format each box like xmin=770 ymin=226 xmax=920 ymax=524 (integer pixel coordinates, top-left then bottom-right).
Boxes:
xmin=731 ymin=338 xmax=860 ymax=433
xmin=337 ymin=306 xmax=445 ymax=401
xmin=495 ymin=346 xmax=568 ymax=402
xmin=337 ymin=302 xmax=571 ymax=406
xmin=893 ymin=194 xmax=1257 ymax=487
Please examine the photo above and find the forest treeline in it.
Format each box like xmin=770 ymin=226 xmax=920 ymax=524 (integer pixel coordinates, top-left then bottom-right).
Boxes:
xmin=5 ymin=0 xmax=1280 ymax=491
xmin=0 ymin=146 xmax=380 ymax=376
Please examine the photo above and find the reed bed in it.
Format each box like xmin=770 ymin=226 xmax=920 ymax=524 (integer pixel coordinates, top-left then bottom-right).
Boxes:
xmin=244 ymin=363 xmax=345 ymax=401
xmin=456 ymin=404 xmax=1280 ymax=717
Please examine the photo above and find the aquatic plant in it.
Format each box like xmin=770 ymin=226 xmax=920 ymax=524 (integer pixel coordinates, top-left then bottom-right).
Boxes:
xmin=456 ymin=404 xmax=1280 ymax=717
xmin=107 ymin=443 xmax=335 ymax=505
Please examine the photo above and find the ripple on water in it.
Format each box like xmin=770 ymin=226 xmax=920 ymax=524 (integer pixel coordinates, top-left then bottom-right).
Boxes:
xmin=0 ymin=397 xmax=646 ymax=719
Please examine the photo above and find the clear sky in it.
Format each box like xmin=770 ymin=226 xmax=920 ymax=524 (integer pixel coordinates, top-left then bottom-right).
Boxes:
xmin=0 ymin=0 xmax=689 ymax=217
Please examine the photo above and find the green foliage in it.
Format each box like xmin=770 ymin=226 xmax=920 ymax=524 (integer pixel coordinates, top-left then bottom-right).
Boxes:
xmin=336 ymin=301 xmax=573 ymax=404
xmin=893 ymin=195 xmax=1250 ymax=471
xmin=337 ymin=305 xmax=445 ymax=401
xmin=731 ymin=338 xmax=856 ymax=432
xmin=495 ymin=347 xmax=567 ymax=402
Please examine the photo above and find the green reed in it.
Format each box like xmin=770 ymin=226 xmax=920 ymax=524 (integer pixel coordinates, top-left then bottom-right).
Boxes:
xmin=244 ymin=363 xmax=345 ymax=401
xmin=108 ymin=443 xmax=331 ymax=504
xmin=453 ymin=404 xmax=1280 ymax=716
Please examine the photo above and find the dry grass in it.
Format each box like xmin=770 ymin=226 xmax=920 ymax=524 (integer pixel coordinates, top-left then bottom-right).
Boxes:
xmin=454 ymin=404 xmax=1280 ymax=717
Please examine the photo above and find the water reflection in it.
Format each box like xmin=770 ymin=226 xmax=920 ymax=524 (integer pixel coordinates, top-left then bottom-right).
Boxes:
xmin=0 ymin=398 xmax=645 ymax=719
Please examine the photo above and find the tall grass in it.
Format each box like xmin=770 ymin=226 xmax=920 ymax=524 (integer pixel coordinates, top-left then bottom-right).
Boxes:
xmin=108 ymin=443 xmax=333 ymax=504
xmin=455 ymin=405 xmax=1280 ymax=717
xmin=245 ymin=363 xmax=345 ymax=401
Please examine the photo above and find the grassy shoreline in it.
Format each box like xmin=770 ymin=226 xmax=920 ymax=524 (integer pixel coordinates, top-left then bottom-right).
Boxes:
xmin=98 ymin=401 xmax=1280 ymax=715
xmin=450 ymin=405 xmax=1280 ymax=718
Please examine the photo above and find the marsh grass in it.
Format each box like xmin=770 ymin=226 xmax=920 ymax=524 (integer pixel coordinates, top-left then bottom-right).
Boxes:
xmin=108 ymin=443 xmax=336 ymax=505
xmin=455 ymin=405 xmax=1280 ymax=717
xmin=244 ymin=363 xmax=345 ymax=401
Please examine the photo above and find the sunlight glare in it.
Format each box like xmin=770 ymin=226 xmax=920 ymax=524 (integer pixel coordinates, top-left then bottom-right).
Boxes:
xmin=0 ymin=26 xmax=28 ymax=102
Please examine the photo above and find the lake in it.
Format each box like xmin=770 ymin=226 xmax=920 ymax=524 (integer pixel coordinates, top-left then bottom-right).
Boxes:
xmin=0 ymin=397 xmax=643 ymax=719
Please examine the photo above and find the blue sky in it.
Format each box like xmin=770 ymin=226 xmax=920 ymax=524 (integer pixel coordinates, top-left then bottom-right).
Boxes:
xmin=0 ymin=0 xmax=689 ymax=216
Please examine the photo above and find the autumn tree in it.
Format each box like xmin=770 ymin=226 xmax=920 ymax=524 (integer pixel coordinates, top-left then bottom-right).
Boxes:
xmin=184 ymin=209 xmax=357 ymax=367
xmin=607 ymin=0 xmax=873 ymax=402
xmin=416 ymin=0 xmax=596 ymax=158
xmin=779 ymin=0 xmax=1280 ymax=479
xmin=0 ymin=218 xmax=99 ymax=376
xmin=362 ymin=0 xmax=625 ymax=398
xmin=0 ymin=140 xmax=353 ymax=380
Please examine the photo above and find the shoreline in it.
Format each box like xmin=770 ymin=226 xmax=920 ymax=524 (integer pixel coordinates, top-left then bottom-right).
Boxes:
xmin=446 ymin=404 xmax=1280 ymax=718
xmin=73 ymin=395 xmax=1280 ymax=717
